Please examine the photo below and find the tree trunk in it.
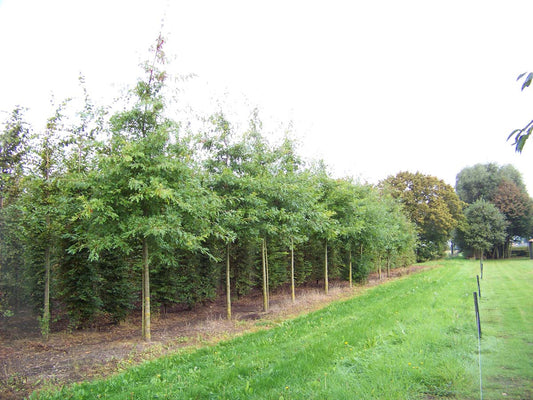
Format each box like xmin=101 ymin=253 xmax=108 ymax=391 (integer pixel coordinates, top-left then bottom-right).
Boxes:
xmin=290 ymin=238 xmax=295 ymax=303
xmin=360 ymin=243 xmax=364 ymax=283
xmin=378 ymin=256 xmax=382 ymax=280
xmin=265 ymin=240 xmax=269 ymax=306
xmin=14 ymin=254 xmax=20 ymax=310
xmin=349 ymin=248 xmax=353 ymax=288
xmin=141 ymin=258 xmax=145 ymax=338
xmin=262 ymin=239 xmax=269 ymax=312
xmin=142 ymin=238 xmax=151 ymax=342
xmin=42 ymin=243 xmax=51 ymax=340
xmin=42 ymin=164 xmax=51 ymax=340
xmin=324 ymin=240 xmax=329 ymax=295
xmin=226 ymin=242 xmax=231 ymax=320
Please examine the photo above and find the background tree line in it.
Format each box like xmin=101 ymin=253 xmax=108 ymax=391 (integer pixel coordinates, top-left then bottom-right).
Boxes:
xmin=1 ymin=38 xmax=531 ymax=340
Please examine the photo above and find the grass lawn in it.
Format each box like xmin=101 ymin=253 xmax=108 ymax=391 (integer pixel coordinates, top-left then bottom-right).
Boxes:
xmin=476 ymin=259 xmax=533 ymax=399
xmin=31 ymin=258 xmax=532 ymax=400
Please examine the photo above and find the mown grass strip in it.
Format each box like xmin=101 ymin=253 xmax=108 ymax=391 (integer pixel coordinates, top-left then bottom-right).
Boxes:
xmin=31 ymin=259 xmax=530 ymax=399
xmin=475 ymin=259 xmax=533 ymax=400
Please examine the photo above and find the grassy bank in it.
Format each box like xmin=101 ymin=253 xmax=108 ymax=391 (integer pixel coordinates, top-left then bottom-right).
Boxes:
xmin=32 ymin=259 xmax=531 ymax=399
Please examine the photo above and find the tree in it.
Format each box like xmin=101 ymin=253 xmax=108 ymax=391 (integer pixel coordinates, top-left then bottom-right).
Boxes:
xmin=319 ymin=178 xmax=365 ymax=287
xmin=83 ymin=36 xmax=217 ymax=341
xmin=200 ymin=111 xmax=247 ymax=319
xmin=492 ymin=179 xmax=533 ymax=256
xmin=21 ymin=100 xmax=68 ymax=339
xmin=455 ymin=163 xmax=526 ymax=204
xmin=381 ymin=171 xmax=464 ymax=261
xmin=508 ymin=72 xmax=532 ymax=153
xmin=0 ymin=107 xmax=29 ymax=315
xmin=347 ymin=185 xmax=383 ymax=283
xmin=455 ymin=163 xmax=532 ymax=257
xmin=455 ymin=199 xmax=508 ymax=260
xmin=201 ymin=109 xmax=274 ymax=313
xmin=308 ymin=163 xmax=340 ymax=294
xmin=244 ymin=112 xmax=278 ymax=311
xmin=54 ymin=80 xmax=109 ymax=328
xmin=456 ymin=163 xmax=502 ymax=204
xmin=273 ymin=168 xmax=319 ymax=301
xmin=0 ymin=107 xmax=28 ymax=209
xmin=360 ymin=190 xmax=417 ymax=279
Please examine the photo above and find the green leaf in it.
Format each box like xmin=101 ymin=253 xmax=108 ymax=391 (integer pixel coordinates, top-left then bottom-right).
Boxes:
xmin=520 ymin=72 xmax=533 ymax=91
xmin=507 ymin=129 xmax=520 ymax=142
xmin=516 ymin=133 xmax=529 ymax=153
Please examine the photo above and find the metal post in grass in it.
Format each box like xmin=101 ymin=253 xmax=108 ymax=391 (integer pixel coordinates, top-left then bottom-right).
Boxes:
xmin=473 ymin=291 xmax=483 ymax=400
xmin=473 ymin=291 xmax=481 ymax=338
xmin=477 ymin=275 xmax=481 ymax=298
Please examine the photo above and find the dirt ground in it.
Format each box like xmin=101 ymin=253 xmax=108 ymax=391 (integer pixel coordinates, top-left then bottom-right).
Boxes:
xmin=0 ymin=265 xmax=431 ymax=399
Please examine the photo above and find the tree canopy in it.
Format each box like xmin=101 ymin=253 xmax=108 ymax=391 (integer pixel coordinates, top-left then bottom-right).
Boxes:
xmin=0 ymin=36 xmax=419 ymax=339
xmin=455 ymin=163 xmax=532 ymax=257
xmin=454 ymin=199 xmax=508 ymax=259
xmin=380 ymin=171 xmax=464 ymax=261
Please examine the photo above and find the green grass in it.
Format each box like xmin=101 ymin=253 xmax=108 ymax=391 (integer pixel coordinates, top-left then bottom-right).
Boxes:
xmin=31 ymin=258 xmax=532 ymax=400
xmin=475 ymin=259 xmax=533 ymax=400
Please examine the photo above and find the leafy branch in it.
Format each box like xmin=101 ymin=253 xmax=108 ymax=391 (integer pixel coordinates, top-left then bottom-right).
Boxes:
xmin=508 ymin=72 xmax=532 ymax=153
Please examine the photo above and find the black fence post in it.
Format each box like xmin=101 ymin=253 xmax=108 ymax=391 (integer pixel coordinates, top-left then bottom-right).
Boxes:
xmin=473 ymin=291 xmax=482 ymax=339
xmin=477 ymin=275 xmax=481 ymax=298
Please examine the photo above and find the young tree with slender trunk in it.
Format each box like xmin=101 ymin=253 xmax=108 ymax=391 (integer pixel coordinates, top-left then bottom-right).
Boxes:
xmin=83 ymin=36 xmax=217 ymax=341
xmin=0 ymin=107 xmax=29 ymax=315
xmin=21 ymin=100 xmax=68 ymax=339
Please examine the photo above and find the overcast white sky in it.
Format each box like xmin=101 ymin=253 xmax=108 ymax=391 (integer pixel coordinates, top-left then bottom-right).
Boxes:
xmin=0 ymin=0 xmax=532 ymax=194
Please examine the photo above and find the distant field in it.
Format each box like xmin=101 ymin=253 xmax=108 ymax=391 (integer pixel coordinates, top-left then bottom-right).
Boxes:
xmin=32 ymin=258 xmax=532 ymax=400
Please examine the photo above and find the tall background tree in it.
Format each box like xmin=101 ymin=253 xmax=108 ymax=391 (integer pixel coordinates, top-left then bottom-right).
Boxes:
xmin=380 ymin=171 xmax=464 ymax=261
xmin=454 ymin=199 xmax=508 ymax=260
xmin=490 ymin=179 xmax=533 ymax=257
xmin=455 ymin=163 xmax=532 ymax=258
